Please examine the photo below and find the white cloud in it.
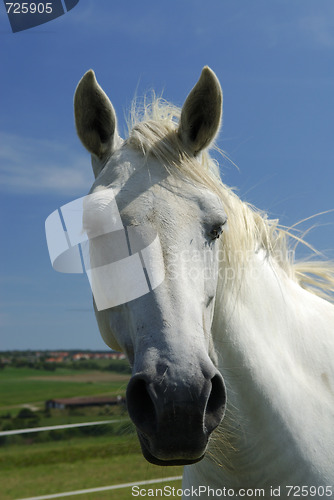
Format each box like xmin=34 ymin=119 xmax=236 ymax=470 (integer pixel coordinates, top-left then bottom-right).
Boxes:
xmin=60 ymin=1 xmax=160 ymax=39
xmin=243 ymin=2 xmax=334 ymax=50
xmin=300 ymin=14 xmax=334 ymax=48
xmin=0 ymin=132 xmax=94 ymax=195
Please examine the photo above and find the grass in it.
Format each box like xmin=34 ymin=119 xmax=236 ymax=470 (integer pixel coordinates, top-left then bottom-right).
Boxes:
xmin=0 ymin=366 xmax=183 ymax=499
xmin=0 ymin=436 xmax=183 ymax=499
xmin=0 ymin=367 xmax=130 ymax=410
xmin=0 ymin=434 xmax=139 ymax=468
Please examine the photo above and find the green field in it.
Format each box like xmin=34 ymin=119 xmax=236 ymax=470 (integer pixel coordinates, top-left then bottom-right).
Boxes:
xmin=0 ymin=366 xmax=183 ymax=499
xmin=0 ymin=367 xmax=129 ymax=409
xmin=0 ymin=436 xmax=182 ymax=499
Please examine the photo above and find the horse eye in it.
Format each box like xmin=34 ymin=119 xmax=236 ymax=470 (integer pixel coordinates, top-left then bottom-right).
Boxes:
xmin=209 ymin=224 xmax=224 ymax=240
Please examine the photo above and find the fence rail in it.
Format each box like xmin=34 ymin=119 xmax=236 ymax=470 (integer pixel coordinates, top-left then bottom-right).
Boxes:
xmin=0 ymin=418 xmax=129 ymax=436
xmin=16 ymin=476 xmax=183 ymax=500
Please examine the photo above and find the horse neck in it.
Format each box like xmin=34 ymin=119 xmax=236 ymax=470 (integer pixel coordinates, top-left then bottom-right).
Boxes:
xmin=209 ymin=249 xmax=334 ymax=484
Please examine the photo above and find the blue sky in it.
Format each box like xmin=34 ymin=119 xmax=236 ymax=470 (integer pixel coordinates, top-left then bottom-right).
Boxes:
xmin=1 ymin=1 xmax=334 ymax=350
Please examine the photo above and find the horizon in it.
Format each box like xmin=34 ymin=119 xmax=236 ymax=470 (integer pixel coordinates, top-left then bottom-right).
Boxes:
xmin=0 ymin=348 xmax=116 ymax=352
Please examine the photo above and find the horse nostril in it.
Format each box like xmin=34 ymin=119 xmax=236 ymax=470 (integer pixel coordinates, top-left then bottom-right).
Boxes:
xmin=126 ymin=376 xmax=157 ymax=434
xmin=205 ymin=373 xmax=226 ymax=434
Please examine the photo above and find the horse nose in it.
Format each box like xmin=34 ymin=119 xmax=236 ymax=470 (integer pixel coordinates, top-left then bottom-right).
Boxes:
xmin=126 ymin=369 xmax=226 ymax=464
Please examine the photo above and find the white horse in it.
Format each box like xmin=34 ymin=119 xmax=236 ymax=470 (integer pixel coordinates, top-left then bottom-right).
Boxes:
xmin=74 ymin=67 xmax=334 ymax=498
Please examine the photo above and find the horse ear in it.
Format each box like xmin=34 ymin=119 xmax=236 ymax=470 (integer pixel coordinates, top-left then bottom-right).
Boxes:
xmin=74 ymin=70 xmax=121 ymax=175
xmin=178 ymin=67 xmax=222 ymax=156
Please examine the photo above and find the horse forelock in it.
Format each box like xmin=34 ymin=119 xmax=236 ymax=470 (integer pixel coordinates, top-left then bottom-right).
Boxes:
xmin=124 ymin=96 xmax=334 ymax=304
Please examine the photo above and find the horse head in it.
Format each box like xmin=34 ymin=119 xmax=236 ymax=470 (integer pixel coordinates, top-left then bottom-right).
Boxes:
xmin=74 ymin=67 xmax=227 ymax=465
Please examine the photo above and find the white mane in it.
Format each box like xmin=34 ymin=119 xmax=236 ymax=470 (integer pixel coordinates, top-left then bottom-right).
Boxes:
xmin=127 ymin=96 xmax=334 ymax=304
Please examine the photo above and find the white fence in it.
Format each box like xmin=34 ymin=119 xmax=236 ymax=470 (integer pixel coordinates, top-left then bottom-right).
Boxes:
xmin=0 ymin=419 xmax=126 ymax=436
xmin=17 ymin=476 xmax=183 ymax=500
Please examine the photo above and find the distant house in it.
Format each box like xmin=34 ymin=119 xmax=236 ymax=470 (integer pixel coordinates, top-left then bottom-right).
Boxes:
xmin=45 ymin=395 xmax=124 ymax=410
xmin=71 ymin=352 xmax=126 ymax=361
xmin=46 ymin=352 xmax=69 ymax=363
xmin=72 ymin=353 xmax=90 ymax=361
xmin=46 ymin=356 xmax=66 ymax=363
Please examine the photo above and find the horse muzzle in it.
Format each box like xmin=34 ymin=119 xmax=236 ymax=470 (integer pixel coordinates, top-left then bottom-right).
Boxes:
xmin=126 ymin=368 xmax=226 ymax=466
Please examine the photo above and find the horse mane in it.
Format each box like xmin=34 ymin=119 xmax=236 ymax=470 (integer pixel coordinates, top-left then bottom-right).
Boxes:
xmin=126 ymin=96 xmax=334 ymax=304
